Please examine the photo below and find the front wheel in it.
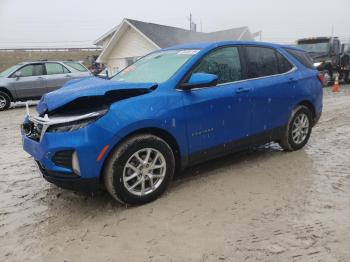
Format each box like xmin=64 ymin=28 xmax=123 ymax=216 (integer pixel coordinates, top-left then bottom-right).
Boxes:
xmin=103 ymin=134 xmax=175 ymax=205
xmin=279 ymin=106 xmax=313 ymax=151
xmin=0 ymin=91 xmax=11 ymax=111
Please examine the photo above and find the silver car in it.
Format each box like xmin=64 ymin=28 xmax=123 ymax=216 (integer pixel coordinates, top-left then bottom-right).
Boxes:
xmin=0 ymin=61 xmax=91 ymax=111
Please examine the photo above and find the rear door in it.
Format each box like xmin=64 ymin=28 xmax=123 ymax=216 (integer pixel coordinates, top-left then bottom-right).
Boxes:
xmin=242 ymin=46 xmax=296 ymax=138
xmin=45 ymin=62 xmax=72 ymax=92
xmin=182 ymin=46 xmax=253 ymax=162
xmin=10 ymin=63 xmax=46 ymax=98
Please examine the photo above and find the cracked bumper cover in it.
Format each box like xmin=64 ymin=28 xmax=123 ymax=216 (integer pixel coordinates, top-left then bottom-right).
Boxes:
xmin=21 ymin=112 xmax=121 ymax=192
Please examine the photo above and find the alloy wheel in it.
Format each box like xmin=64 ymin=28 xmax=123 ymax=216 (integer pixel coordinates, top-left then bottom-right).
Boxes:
xmin=291 ymin=113 xmax=310 ymax=144
xmin=123 ymin=148 xmax=166 ymax=196
xmin=0 ymin=95 xmax=6 ymax=109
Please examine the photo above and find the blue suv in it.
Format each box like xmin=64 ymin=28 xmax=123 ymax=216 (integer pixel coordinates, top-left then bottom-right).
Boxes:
xmin=21 ymin=41 xmax=323 ymax=205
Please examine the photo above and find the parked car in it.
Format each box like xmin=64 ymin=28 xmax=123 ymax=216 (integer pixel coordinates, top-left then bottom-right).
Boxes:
xmin=21 ymin=41 xmax=323 ymax=205
xmin=0 ymin=61 xmax=91 ymax=111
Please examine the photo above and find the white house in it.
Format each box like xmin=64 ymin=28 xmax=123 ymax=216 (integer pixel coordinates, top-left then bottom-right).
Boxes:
xmin=94 ymin=18 xmax=255 ymax=75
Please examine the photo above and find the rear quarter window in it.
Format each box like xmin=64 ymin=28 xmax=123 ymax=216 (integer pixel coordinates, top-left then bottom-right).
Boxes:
xmin=64 ymin=62 xmax=88 ymax=72
xmin=284 ymin=48 xmax=314 ymax=69
xmin=276 ymin=51 xmax=293 ymax=73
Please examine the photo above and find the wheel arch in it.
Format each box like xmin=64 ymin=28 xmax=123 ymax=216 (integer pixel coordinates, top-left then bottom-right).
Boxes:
xmin=297 ymin=100 xmax=316 ymax=124
xmin=0 ymin=87 xmax=14 ymax=101
xmin=100 ymin=127 xmax=183 ymax=183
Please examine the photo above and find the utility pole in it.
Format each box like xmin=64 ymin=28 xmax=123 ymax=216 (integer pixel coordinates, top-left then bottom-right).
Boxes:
xmin=189 ymin=13 xmax=192 ymax=31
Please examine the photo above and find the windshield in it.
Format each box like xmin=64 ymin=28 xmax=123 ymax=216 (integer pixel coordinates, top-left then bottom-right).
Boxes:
xmin=298 ymin=42 xmax=330 ymax=53
xmin=0 ymin=64 xmax=22 ymax=77
xmin=111 ymin=49 xmax=199 ymax=83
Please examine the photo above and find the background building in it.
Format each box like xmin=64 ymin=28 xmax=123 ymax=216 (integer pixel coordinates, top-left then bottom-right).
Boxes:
xmin=94 ymin=18 xmax=255 ymax=75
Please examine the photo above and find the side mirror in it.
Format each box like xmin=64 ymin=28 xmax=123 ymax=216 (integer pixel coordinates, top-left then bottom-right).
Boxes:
xmin=179 ymin=73 xmax=218 ymax=90
xmin=14 ymin=71 xmax=21 ymax=79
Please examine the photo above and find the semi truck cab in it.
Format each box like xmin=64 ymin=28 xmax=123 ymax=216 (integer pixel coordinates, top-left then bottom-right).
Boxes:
xmin=297 ymin=37 xmax=349 ymax=84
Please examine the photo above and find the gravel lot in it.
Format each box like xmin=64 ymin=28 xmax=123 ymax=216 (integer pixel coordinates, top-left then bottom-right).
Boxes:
xmin=1 ymin=86 xmax=350 ymax=262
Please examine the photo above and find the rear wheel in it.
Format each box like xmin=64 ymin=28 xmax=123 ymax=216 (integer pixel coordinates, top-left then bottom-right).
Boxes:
xmin=279 ymin=106 xmax=313 ymax=151
xmin=0 ymin=91 xmax=11 ymax=111
xmin=104 ymin=134 xmax=175 ymax=205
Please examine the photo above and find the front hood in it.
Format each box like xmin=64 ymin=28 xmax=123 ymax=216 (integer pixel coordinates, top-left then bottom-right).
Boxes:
xmin=37 ymin=77 xmax=157 ymax=114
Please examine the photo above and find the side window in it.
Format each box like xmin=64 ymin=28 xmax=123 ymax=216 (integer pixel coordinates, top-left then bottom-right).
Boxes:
xmin=14 ymin=64 xmax=44 ymax=77
xmin=45 ymin=63 xmax=70 ymax=75
xmin=284 ymin=48 xmax=314 ymax=69
xmin=276 ymin=52 xmax=293 ymax=73
xmin=33 ymin=64 xmax=44 ymax=76
xmin=193 ymin=47 xmax=242 ymax=84
xmin=245 ymin=46 xmax=279 ymax=78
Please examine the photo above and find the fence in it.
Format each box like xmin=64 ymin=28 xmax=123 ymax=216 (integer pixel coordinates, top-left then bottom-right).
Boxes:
xmin=0 ymin=48 xmax=102 ymax=71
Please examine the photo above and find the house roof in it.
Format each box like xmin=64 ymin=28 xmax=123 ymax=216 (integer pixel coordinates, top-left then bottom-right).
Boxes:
xmin=95 ymin=18 xmax=254 ymax=48
xmin=95 ymin=18 xmax=255 ymax=63
xmin=93 ymin=25 xmax=120 ymax=46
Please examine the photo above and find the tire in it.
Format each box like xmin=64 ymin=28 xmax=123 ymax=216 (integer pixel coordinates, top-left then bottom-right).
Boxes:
xmin=103 ymin=134 xmax=175 ymax=205
xmin=279 ymin=106 xmax=313 ymax=151
xmin=0 ymin=91 xmax=11 ymax=111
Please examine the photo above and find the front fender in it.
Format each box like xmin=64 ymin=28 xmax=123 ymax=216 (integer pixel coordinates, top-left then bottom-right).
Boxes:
xmin=95 ymin=90 xmax=189 ymax=161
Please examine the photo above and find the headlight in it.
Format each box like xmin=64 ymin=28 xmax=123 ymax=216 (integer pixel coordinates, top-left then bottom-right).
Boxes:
xmin=313 ymin=62 xmax=322 ymax=68
xmin=47 ymin=109 xmax=107 ymax=133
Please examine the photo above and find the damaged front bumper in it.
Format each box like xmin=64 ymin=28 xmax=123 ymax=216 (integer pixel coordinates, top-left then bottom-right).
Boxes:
xmin=21 ymin=103 xmax=119 ymax=192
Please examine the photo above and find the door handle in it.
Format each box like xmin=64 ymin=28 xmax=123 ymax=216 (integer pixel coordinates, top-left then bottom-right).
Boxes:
xmin=37 ymin=76 xmax=44 ymax=80
xmin=65 ymin=74 xmax=72 ymax=78
xmin=235 ymin=87 xmax=250 ymax=94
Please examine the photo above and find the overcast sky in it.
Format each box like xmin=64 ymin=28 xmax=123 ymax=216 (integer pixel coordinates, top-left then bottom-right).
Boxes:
xmin=0 ymin=0 xmax=349 ymax=48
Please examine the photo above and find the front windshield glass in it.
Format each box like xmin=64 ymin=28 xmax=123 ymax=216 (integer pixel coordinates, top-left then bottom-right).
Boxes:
xmin=111 ymin=49 xmax=200 ymax=83
xmin=298 ymin=42 xmax=330 ymax=53
xmin=0 ymin=64 xmax=22 ymax=77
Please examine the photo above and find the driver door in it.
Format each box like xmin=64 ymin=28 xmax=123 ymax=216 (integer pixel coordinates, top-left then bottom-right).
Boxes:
xmin=181 ymin=46 xmax=252 ymax=163
xmin=10 ymin=63 xmax=46 ymax=98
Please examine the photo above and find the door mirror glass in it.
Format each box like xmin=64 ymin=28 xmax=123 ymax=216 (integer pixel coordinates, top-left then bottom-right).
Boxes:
xmin=180 ymin=73 xmax=218 ymax=90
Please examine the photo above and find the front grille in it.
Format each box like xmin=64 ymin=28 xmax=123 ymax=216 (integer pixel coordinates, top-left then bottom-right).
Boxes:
xmin=52 ymin=150 xmax=74 ymax=169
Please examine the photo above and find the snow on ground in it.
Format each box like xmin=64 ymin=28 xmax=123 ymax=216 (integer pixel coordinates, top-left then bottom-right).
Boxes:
xmin=1 ymin=86 xmax=350 ymax=261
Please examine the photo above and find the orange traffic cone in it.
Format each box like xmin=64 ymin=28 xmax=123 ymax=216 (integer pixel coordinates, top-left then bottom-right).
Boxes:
xmin=332 ymin=73 xmax=340 ymax=92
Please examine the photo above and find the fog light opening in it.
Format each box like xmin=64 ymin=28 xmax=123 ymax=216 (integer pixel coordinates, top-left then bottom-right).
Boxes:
xmin=72 ymin=151 xmax=81 ymax=176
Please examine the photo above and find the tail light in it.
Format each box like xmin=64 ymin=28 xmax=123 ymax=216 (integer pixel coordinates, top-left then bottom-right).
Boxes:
xmin=317 ymin=72 xmax=325 ymax=86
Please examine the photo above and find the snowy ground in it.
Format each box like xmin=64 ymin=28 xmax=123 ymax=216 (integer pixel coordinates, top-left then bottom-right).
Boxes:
xmin=1 ymin=86 xmax=350 ymax=262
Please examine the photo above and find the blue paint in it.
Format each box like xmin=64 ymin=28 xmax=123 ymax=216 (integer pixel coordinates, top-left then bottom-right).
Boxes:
xmin=22 ymin=41 xmax=323 ymax=183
